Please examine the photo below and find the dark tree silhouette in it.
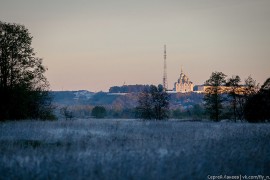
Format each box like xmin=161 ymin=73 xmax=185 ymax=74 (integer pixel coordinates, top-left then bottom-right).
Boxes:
xmin=243 ymin=76 xmax=259 ymax=96
xmin=204 ymin=72 xmax=227 ymax=121
xmin=244 ymin=78 xmax=270 ymax=122
xmin=226 ymin=76 xmax=259 ymax=121
xmin=92 ymin=106 xmax=107 ymax=118
xmin=0 ymin=22 xmax=54 ymax=120
xmin=226 ymin=75 xmax=241 ymax=121
xmin=137 ymin=90 xmax=153 ymax=119
xmin=235 ymin=76 xmax=259 ymax=121
xmin=136 ymin=85 xmax=169 ymax=120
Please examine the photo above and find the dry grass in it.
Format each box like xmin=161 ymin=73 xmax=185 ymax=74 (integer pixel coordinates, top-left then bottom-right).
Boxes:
xmin=0 ymin=119 xmax=269 ymax=179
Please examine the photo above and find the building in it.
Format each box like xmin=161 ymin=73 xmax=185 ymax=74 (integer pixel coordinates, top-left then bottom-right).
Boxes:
xmin=174 ymin=67 xmax=194 ymax=93
xmin=193 ymin=85 xmax=248 ymax=94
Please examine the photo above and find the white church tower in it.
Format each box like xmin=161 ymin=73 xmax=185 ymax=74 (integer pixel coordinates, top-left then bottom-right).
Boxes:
xmin=174 ymin=66 xmax=194 ymax=93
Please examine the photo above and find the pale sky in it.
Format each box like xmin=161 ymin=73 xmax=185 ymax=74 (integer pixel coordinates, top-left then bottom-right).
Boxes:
xmin=0 ymin=0 xmax=269 ymax=91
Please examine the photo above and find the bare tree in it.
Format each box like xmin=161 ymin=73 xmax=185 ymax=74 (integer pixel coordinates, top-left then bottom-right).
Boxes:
xmin=204 ymin=72 xmax=227 ymax=121
xmin=226 ymin=75 xmax=241 ymax=122
xmin=136 ymin=85 xmax=170 ymax=120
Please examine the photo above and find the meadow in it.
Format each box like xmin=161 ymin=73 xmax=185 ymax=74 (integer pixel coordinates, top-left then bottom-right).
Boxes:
xmin=0 ymin=119 xmax=269 ymax=179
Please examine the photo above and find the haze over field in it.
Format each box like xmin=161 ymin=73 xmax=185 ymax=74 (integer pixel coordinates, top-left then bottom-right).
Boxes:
xmin=0 ymin=0 xmax=269 ymax=91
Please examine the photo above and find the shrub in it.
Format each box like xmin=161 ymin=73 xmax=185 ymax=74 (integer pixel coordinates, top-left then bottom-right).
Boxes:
xmin=91 ymin=106 xmax=107 ymax=118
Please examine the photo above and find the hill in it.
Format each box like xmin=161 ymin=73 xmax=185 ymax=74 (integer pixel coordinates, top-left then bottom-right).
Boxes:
xmin=51 ymin=90 xmax=205 ymax=119
xmin=51 ymin=90 xmax=204 ymax=108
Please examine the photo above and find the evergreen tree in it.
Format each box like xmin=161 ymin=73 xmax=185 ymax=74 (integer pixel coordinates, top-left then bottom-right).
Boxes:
xmin=0 ymin=21 xmax=54 ymax=120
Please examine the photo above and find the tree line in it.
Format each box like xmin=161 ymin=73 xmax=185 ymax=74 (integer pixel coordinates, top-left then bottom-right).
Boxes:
xmin=136 ymin=73 xmax=269 ymax=122
xmin=204 ymin=72 xmax=269 ymax=122
xmin=1 ymin=21 xmax=269 ymax=122
xmin=109 ymin=85 xmax=150 ymax=93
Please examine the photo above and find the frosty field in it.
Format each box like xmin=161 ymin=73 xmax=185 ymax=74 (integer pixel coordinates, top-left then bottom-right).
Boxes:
xmin=0 ymin=119 xmax=269 ymax=180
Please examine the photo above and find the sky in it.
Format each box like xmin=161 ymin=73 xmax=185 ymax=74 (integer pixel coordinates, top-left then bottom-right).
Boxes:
xmin=0 ymin=0 xmax=269 ymax=91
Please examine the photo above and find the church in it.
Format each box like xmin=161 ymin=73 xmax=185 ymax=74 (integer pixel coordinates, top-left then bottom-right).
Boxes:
xmin=174 ymin=67 xmax=194 ymax=93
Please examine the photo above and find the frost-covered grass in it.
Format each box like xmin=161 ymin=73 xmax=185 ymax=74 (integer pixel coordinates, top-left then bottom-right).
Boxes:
xmin=0 ymin=119 xmax=269 ymax=179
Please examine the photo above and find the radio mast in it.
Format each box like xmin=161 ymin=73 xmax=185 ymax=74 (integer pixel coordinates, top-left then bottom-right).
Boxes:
xmin=163 ymin=45 xmax=168 ymax=91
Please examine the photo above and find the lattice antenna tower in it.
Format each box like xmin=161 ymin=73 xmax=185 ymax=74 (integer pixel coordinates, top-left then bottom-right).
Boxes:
xmin=163 ymin=45 xmax=168 ymax=91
